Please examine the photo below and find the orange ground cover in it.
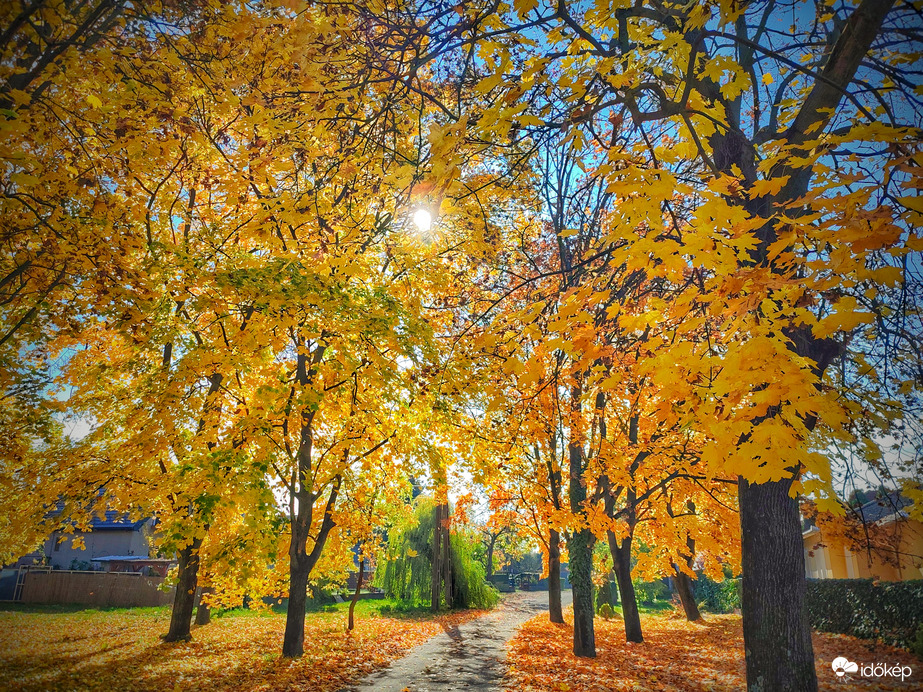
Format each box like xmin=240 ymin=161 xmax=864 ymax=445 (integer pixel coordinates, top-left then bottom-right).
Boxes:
xmin=0 ymin=605 xmax=482 ymax=691
xmin=506 ymin=609 xmax=920 ymax=692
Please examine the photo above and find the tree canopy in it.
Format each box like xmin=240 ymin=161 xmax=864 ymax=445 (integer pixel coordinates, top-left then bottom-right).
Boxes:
xmin=1 ymin=0 xmax=920 ymax=688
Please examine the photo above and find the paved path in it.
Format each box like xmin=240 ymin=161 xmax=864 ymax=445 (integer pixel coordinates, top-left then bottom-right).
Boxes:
xmin=347 ymin=590 xmax=571 ymax=692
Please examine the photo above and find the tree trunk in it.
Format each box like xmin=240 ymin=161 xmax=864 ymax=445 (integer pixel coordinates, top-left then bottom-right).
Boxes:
xmin=673 ymin=566 xmax=701 ymax=622
xmin=195 ymin=586 xmax=212 ymax=626
xmin=568 ymin=378 xmax=595 ymax=658
xmin=348 ymin=558 xmax=364 ymax=631
xmin=283 ymin=558 xmax=310 ymax=658
xmin=548 ymin=528 xmax=564 ymax=624
xmin=441 ymin=502 xmax=453 ymax=608
xmin=485 ymin=537 xmax=495 ymax=579
xmin=282 ymin=478 xmax=341 ymax=658
xmin=430 ymin=502 xmax=443 ymax=612
xmin=739 ymin=477 xmax=816 ymax=692
xmin=708 ymin=2 xmax=894 ymax=687
xmin=163 ymin=538 xmax=202 ymax=642
xmin=608 ymin=530 xmax=642 ymax=643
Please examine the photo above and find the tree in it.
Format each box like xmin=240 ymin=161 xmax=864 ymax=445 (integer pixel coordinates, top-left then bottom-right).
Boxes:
xmin=425 ymin=0 xmax=921 ymax=685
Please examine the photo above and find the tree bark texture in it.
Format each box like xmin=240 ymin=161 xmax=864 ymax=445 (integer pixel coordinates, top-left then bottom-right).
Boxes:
xmin=283 ymin=559 xmax=311 ymax=658
xmin=673 ymin=566 xmax=701 ymax=622
xmin=568 ymin=379 xmax=595 ymax=657
xmin=163 ymin=537 xmax=202 ymax=642
xmin=739 ymin=477 xmax=816 ymax=692
xmin=195 ymin=586 xmax=212 ymax=626
xmin=608 ymin=531 xmax=643 ymax=643
xmin=282 ymin=477 xmax=340 ymax=658
xmin=548 ymin=528 xmax=564 ymax=624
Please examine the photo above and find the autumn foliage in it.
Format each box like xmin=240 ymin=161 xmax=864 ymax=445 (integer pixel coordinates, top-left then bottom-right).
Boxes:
xmin=1 ymin=0 xmax=922 ymax=688
xmin=0 ymin=604 xmax=485 ymax=691
xmin=507 ymin=609 xmax=921 ymax=692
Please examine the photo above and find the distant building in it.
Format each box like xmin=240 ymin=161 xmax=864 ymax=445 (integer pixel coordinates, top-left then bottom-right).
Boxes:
xmin=41 ymin=512 xmax=156 ymax=570
xmin=803 ymin=491 xmax=923 ymax=581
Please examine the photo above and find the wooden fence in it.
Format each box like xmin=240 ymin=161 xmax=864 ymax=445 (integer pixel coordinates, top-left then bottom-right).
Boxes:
xmin=21 ymin=570 xmax=175 ymax=608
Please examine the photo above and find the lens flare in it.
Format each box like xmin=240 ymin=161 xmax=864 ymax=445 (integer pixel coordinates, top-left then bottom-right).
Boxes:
xmin=413 ymin=208 xmax=432 ymax=232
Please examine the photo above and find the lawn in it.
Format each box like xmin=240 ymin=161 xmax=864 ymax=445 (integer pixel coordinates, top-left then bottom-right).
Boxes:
xmin=0 ymin=599 xmax=483 ymax=691
xmin=506 ymin=608 xmax=921 ymax=692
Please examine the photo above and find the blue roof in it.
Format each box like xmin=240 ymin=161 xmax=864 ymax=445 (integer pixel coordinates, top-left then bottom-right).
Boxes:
xmin=46 ymin=501 xmax=149 ymax=531
xmin=89 ymin=511 xmax=148 ymax=531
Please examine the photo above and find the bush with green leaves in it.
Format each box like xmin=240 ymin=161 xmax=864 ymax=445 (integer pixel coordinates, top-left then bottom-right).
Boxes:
xmin=633 ymin=579 xmax=669 ymax=605
xmin=910 ymin=623 xmax=923 ymax=659
xmin=375 ymin=498 xmax=498 ymax=609
xmin=805 ymin=579 xmax=923 ymax=649
xmin=694 ymin=575 xmax=741 ymax=613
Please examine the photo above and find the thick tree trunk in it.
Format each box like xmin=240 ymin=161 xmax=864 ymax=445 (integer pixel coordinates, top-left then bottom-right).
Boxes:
xmin=430 ymin=502 xmax=443 ymax=612
xmin=739 ymin=477 xmax=816 ymax=692
xmin=195 ymin=586 xmax=212 ymax=626
xmin=608 ymin=531 xmax=642 ymax=643
xmin=673 ymin=566 xmax=701 ymax=622
xmin=548 ymin=528 xmax=564 ymax=624
xmin=348 ymin=558 xmax=364 ymax=631
xmin=163 ymin=538 xmax=202 ymax=642
xmin=569 ymin=525 xmax=595 ymax=657
xmin=568 ymin=379 xmax=595 ymax=658
xmin=283 ymin=559 xmax=310 ymax=657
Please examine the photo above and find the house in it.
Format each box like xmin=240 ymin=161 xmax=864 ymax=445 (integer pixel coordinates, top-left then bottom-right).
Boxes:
xmin=42 ymin=511 xmax=156 ymax=570
xmin=803 ymin=491 xmax=923 ymax=581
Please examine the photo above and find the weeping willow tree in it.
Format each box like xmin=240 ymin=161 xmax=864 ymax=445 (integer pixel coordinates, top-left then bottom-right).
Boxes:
xmin=378 ymin=497 xmax=498 ymax=609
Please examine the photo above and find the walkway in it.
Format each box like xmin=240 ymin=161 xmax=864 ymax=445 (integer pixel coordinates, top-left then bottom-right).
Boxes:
xmin=347 ymin=590 xmax=571 ymax=692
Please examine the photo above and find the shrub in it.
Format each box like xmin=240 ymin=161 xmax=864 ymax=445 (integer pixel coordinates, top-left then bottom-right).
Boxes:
xmin=377 ymin=499 xmax=499 ymax=609
xmin=595 ymin=577 xmax=618 ymax=611
xmin=633 ymin=579 xmax=669 ymax=605
xmin=805 ymin=579 xmax=923 ymax=649
xmin=694 ymin=575 xmax=741 ymax=613
xmin=910 ymin=623 xmax=923 ymax=659
xmin=449 ymin=533 xmax=499 ymax=609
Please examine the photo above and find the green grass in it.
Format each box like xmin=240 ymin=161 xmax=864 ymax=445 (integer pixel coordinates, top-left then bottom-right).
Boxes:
xmin=637 ymin=600 xmax=675 ymax=614
xmin=0 ymin=602 xmax=169 ymax=615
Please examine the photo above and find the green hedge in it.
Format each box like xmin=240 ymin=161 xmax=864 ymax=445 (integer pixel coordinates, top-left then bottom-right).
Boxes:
xmin=805 ymin=579 xmax=923 ymax=649
xmin=694 ymin=576 xmax=741 ymax=613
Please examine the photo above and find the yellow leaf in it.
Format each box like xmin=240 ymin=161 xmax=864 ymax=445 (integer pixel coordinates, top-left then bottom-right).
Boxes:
xmin=749 ymin=176 xmax=789 ymax=198
xmin=10 ymin=172 xmax=39 ymax=186
xmin=514 ymin=0 xmax=538 ymax=17
xmin=475 ymin=73 xmax=504 ymax=94
xmin=86 ymin=94 xmax=102 ymax=109
xmin=762 ymin=73 xmax=774 ymax=85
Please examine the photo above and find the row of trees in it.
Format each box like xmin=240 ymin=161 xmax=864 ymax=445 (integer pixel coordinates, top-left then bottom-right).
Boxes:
xmin=2 ymin=1 xmax=921 ymax=689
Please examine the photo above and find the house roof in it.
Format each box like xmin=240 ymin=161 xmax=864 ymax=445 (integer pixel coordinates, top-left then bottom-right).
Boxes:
xmin=94 ymin=556 xmax=173 ymax=562
xmin=88 ymin=511 xmax=149 ymax=531
xmin=47 ymin=501 xmax=150 ymax=532
xmin=852 ymin=491 xmax=913 ymax=524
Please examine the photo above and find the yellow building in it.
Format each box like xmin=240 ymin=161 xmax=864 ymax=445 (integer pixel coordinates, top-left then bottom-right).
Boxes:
xmin=803 ymin=493 xmax=923 ymax=581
